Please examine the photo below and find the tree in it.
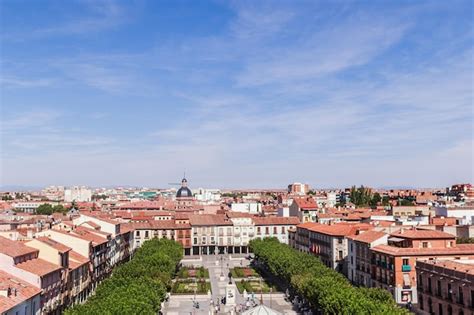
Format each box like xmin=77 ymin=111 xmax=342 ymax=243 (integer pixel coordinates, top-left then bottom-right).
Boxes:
xmin=249 ymin=238 xmax=407 ymax=315
xmin=53 ymin=205 xmax=67 ymax=214
xmin=36 ymin=204 xmax=53 ymax=215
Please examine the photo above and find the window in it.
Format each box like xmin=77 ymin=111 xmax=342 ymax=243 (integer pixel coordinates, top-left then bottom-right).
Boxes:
xmin=257 ymin=227 xmax=261 ymax=235
xmin=281 ymin=226 xmax=285 ymax=234
xmin=448 ymin=283 xmax=452 ymax=300
xmin=145 ymin=231 xmax=149 ymax=238
xmin=338 ymin=238 xmax=343 ymax=244
xmin=274 ymin=227 xmax=278 ymax=234
xmin=437 ymin=280 xmax=442 ymax=297
xmin=458 ymin=286 xmax=464 ymax=304
xmin=350 ymin=243 xmax=353 ymax=252
xmin=402 ymin=258 xmax=409 ymax=265
xmin=338 ymin=250 xmax=343 ymax=260
xmin=419 ymin=295 xmax=424 ymax=310
xmin=265 ymin=227 xmax=269 ymax=235
xmin=136 ymin=231 xmax=139 ymax=237
xmin=438 ymin=303 xmax=443 ymax=315
xmin=422 ymin=242 xmax=428 ymax=248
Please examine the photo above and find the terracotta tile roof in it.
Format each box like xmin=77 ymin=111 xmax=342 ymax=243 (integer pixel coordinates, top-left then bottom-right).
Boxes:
xmin=293 ymin=197 xmax=317 ymax=210
xmin=372 ymin=244 xmax=474 ymax=256
xmin=348 ymin=230 xmax=387 ymax=244
xmin=188 ymin=214 xmax=232 ymax=226
xmin=16 ymin=258 xmax=62 ymax=276
xmin=226 ymin=212 xmax=256 ymax=218
xmin=390 ymin=228 xmax=456 ymax=240
xmin=0 ymin=270 xmax=41 ymax=313
xmin=70 ymin=228 xmax=108 ymax=245
xmin=115 ymin=201 xmax=165 ymax=210
xmin=300 ymin=223 xmax=371 ymax=237
xmin=253 ymin=217 xmax=300 ymax=225
xmin=35 ymin=237 xmax=71 ymax=253
xmin=83 ymin=221 xmax=101 ymax=229
xmin=431 ymin=217 xmax=457 ymax=226
xmin=297 ymin=222 xmax=319 ymax=229
xmin=68 ymin=251 xmax=89 ymax=269
xmin=0 ymin=236 xmax=38 ymax=258
xmin=417 ymin=259 xmax=474 ymax=276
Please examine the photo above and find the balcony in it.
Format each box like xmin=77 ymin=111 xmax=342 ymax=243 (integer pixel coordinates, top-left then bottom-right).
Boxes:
xmin=402 ymin=265 xmax=411 ymax=272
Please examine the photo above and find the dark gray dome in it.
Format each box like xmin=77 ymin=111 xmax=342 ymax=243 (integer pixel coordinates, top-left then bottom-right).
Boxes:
xmin=176 ymin=187 xmax=192 ymax=198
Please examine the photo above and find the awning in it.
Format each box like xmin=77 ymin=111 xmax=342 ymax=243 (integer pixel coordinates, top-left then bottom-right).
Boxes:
xmin=388 ymin=237 xmax=405 ymax=242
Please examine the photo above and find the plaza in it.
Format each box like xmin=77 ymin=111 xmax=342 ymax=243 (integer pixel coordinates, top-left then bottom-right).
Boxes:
xmin=162 ymin=254 xmax=300 ymax=315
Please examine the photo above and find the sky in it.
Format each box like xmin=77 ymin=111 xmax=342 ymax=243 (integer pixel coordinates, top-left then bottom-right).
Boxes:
xmin=0 ymin=0 xmax=473 ymax=189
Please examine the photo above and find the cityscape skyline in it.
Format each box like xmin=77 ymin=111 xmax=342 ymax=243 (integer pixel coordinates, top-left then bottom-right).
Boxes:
xmin=1 ymin=0 xmax=473 ymax=188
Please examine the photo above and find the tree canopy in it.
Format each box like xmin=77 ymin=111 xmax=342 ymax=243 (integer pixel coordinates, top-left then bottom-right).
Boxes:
xmin=65 ymin=238 xmax=183 ymax=315
xmin=250 ymin=238 xmax=407 ymax=315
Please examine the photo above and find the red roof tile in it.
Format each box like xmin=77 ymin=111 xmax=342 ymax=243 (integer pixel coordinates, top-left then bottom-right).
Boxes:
xmin=253 ymin=217 xmax=300 ymax=226
xmin=372 ymin=244 xmax=474 ymax=256
xmin=0 ymin=237 xmax=38 ymax=258
xmin=390 ymin=228 xmax=455 ymax=240
xmin=16 ymin=258 xmax=62 ymax=276
xmin=348 ymin=230 xmax=387 ymax=244
xmin=0 ymin=270 xmax=41 ymax=313
xmin=35 ymin=237 xmax=71 ymax=253
xmin=293 ymin=197 xmax=317 ymax=210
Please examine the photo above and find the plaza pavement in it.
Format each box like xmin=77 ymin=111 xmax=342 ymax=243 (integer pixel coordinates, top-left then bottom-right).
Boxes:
xmin=162 ymin=254 xmax=299 ymax=314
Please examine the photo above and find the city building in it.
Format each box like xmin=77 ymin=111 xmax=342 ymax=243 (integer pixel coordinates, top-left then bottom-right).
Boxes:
xmin=288 ymin=183 xmax=310 ymax=195
xmin=64 ymin=187 xmax=92 ymax=203
xmin=289 ymin=197 xmax=319 ymax=223
xmin=230 ymin=202 xmax=262 ymax=214
xmin=0 ymin=270 xmax=41 ymax=315
xmin=371 ymin=228 xmax=474 ymax=305
xmin=347 ymin=230 xmax=388 ymax=287
xmin=416 ymin=259 xmax=473 ymax=315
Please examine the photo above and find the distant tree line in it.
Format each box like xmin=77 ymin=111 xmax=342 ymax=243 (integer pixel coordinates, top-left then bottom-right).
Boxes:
xmin=250 ymin=238 xmax=408 ymax=314
xmin=35 ymin=204 xmax=68 ymax=215
xmin=65 ymin=238 xmax=183 ymax=315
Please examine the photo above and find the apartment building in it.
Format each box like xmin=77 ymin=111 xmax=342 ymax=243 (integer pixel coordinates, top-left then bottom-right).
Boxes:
xmin=189 ymin=214 xmax=233 ymax=255
xmin=0 ymin=237 xmax=63 ymax=314
xmin=371 ymin=228 xmax=474 ymax=305
xmin=289 ymin=197 xmax=319 ymax=223
xmin=253 ymin=217 xmax=299 ymax=245
xmin=416 ymin=259 xmax=474 ymax=315
xmin=25 ymin=237 xmax=91 ymax=307
xmin=0 ymin=270 xmax=41 ymax=315
xmin=347 ymin=230 xmax=388 ymax=287
xmin=126 ymin=220 xmax=191 ymax=254
xmin=292 ymin=222 xmax=371 ymax=275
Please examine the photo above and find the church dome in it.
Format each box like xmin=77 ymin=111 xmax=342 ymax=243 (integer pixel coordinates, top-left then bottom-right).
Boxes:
xmin=176 ymin=177 xmax=192 ymax=198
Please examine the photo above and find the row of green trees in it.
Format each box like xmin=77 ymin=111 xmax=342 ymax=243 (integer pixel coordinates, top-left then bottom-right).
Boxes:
xmin=65 ymin=238 xmax=183 ymax=315
xmin=348 ymin=185 xmax=389 ymax=208
xmin=36 ymin=203 xmax=68 ymax=215
xmin=249 ymin=238 xmax=407 ymax=315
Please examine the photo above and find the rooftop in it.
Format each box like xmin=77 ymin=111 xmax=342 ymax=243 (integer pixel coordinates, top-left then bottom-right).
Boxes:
xmin=390 ymin=228 xmax=456 ymax=240
xmin=348 ymin=230 xmax=387 ymax=244
xmin=0 ymin=236 xmax=38 ymax=258
xmin=372 ymin=244 xmax=474 ymax=256
xmin=417 ymin=259 xmax=474 ymax=276
xmin=35 ymin=237 xmax=72 ymax=253
xmin=16 ymin=258 xmax=62 ymax=276
xmin=0 ymin=270 xmax=41 ymax=313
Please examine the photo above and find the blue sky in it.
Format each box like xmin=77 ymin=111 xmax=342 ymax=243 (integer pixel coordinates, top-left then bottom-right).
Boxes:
xmin=1 ymin=0 xmax=473 ymax=189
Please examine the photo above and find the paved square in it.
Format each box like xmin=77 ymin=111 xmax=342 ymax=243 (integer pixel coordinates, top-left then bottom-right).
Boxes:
xmin=162 ymin=255 xmax=300 ymax=314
